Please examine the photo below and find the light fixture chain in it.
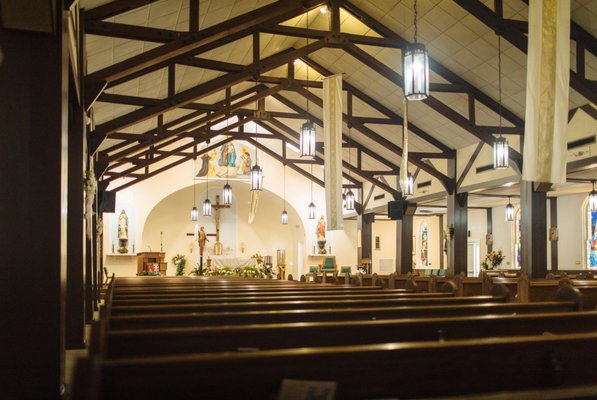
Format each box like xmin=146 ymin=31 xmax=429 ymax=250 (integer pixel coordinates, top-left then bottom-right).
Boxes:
xmin=413 ymin=0 xmax=418 ymax=43
xmin=498 ymin=35 xmax=502 ymax=137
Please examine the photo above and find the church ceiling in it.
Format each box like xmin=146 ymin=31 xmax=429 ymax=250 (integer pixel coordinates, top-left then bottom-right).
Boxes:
xmin=81 ymin=0 xmax=597 ymax=201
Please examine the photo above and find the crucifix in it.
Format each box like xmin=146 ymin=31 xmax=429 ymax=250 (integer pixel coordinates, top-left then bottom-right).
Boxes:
xmin=185 ymin=195 xmax=230 ymax=274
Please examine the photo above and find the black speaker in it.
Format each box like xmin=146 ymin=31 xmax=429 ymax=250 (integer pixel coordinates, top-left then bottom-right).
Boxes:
xmin=388 ymin=200 xmax=403 ymax=220
xmin=99 ymin=190 xmax=116 ymax=213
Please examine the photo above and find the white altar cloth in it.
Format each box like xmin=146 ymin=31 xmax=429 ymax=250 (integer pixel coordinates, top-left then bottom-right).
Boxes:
xmin=211 ymin=256 xmax=256 ymax=269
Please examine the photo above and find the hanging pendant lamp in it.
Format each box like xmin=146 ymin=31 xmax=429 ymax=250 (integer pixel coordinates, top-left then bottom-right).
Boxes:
xmin=222 ymin=119 xmax=233 ymax=205
xmin=250 ymin=122 xmax=263 ymax=191
xmin=281 ymin=165 xmax=288 ymax=224
xmin=493 ymin=36 xmax=509 ymax=169
xmin=308 ymin=164 xmax=316 ymax=219
xmin=191 ymin=160 xmax=198 ymax=221
xmin=589 ymin=181 xmax=597 ymax=212
xmin=505 ymin=196 xmax=514 ymax=221
xmin=345 ymin=127 xmax=355 ymax=211
xmin=203 ymin=172 xmax=212 ymax=216
xmin=402 ymin=0 xmax=429 ymax=101
xmin=300 ymin=9 xmax=316 ymax=158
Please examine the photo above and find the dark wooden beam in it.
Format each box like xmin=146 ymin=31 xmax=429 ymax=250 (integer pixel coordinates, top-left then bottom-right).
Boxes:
xmin=342 ymin=0 xmax=525 ymax=130
xmin=270 ymin=93 xmax=403 ymax=175
xmin=189 ymin=0 xmax=199 ymax=32
xmin=454 ymin=0 xmax=597 ymax=105
xmin=89 ymin=43 xmax=324 ymax=154
xmin=302 ymin=56 xmax=454 ymax=154
xmin=86 ymin=0 xmax=314 ymax=86
xmin=550 ymin=197 xmax=558 ymax=271
xmin=178 ymin=56 xmax=244 ymax=73
xmin=111 ymin=137 xmax=235 ymax=192
xmin=292 ymin=83 xmax=454 ymax=192
xmin=85 ymin=0 xmax=161 ymax=21
xmin=457 ymin=142 xmax=484 ymax=189
xmin=85 ymin=20 xmax=182 ymax=42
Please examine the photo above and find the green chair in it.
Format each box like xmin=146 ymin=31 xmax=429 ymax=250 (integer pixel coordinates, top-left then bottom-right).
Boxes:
xmin=320 ymin=256 xmax=337 ymax=274
xmin=340 ymin=266 xmax=351 ymax=274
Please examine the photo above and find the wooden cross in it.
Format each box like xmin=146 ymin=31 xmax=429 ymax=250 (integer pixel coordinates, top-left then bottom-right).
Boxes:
xmin=211 ymin=195 xmax=230 ymax=243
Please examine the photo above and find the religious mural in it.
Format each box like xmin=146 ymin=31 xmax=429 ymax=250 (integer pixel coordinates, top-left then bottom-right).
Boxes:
xmin=195 ymin=140 xmax=254 ymax=179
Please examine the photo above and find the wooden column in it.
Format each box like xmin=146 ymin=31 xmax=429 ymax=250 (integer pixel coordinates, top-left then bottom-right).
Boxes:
xmin=520 ymin=181 xmax=549 ymax=278
xmin=396 ymin=202 xmax=417 ymax=274
xmin=0 ymin=6 xmax=69 ymax=398
xmin=358 ymin=213 xmax=374 ymax=263
xmin=438 ymin=214 xmax=445 ymax=268
xmin=447 ymin=159 xmax=467 ymax=276
xmin=85 ymin=202 xmax=94 ymax=323
xmin=486 ymin=208 xmax=493 ymax=254
xmin=550 ymin=197 xmax=558 ymax=271
xmin=66 ymin=75 xmax=85 ymax=349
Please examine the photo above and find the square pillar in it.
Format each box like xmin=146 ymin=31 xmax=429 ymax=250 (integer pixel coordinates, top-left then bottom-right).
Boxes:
xmin=0 ymin=6 xmax=69 ymax=398
xmin=520 ymin=181 xmax=549 ymax=278
xmin=396 ymin=202 xmax=416 ymax=274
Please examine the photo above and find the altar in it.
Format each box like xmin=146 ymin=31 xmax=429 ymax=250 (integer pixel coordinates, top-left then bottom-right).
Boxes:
xmin=210 ymin=256 xmax=256 ymax=269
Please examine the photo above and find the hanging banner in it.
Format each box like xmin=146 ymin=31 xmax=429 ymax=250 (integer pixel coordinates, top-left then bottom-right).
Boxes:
xmin=248 ymin=190 xmax=260 ymax=224
xmin=522 ymin=0 xmax=570 ymax=184
xmin=323 ymin=74 xmax=343 ymax=231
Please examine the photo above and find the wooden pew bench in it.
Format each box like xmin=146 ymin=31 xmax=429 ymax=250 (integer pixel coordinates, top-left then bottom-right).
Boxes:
xmin=109 ymin=291 xmax=454 ymax=306
xmin=108 ymin=295 xmax=506 ymax=316
xmin=103 ymin=311 xmax=597 ymax=358
xmin=86 ymin=331 xmax=597 ymax=400
xmin=106 ymin=301 xmax=577 ymax=330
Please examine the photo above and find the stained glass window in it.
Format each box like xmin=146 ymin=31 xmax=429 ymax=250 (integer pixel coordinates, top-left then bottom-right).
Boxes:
xmin=420 ymin=223 xmax=429 ymax=268
xmin=587 ymin=208 xmax=597 ymax=269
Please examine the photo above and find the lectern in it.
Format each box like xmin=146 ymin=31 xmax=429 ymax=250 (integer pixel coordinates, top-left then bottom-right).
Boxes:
xmin=137 ymin=252 xmax=167 ymax=275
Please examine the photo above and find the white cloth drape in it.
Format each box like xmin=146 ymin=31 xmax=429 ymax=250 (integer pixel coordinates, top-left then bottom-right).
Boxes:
xmin=522 ymin=0 xmax=570 ymax=184
xmin=248 ymin=190 xmax=260 ymax=224
xmin=323 ymin=74 xmax=343 ymax=231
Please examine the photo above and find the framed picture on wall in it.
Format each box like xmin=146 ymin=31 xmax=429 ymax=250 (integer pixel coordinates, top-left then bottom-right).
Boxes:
xmin=375 ymin=236 xmax=380 ymax=250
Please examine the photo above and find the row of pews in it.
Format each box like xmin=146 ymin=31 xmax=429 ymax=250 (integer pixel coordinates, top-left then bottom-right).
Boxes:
xmin=317 ymin=271 xmax=597 ymax=310
xmin=74 ymin=276 xmax=597 ymax=399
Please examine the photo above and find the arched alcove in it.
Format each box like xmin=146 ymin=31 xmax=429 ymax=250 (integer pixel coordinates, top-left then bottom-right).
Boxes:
xmin=142 ymin=180 xmax=306 ymax=276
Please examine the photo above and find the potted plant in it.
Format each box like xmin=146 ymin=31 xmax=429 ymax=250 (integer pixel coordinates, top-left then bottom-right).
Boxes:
xmin=481 ymin=250 xmax=505 ymax=270
xmin=171 ymin=254 xmax=186 ymax=276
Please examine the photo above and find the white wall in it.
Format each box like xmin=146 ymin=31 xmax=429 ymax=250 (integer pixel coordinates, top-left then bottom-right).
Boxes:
xmin=557 ymin=193 xmax=586 ymax=269
xmin=371 ymin=219 xmax=397 ymax=273
xmin=491 ymin=205 xmax=516 ymax=268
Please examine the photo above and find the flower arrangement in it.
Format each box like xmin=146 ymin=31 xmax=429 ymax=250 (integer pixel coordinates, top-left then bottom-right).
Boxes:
xmin=171 ymin=254 xmax=186 ymax=276
xmin=136 ymin=270 xmax=161 ymax=276
xmin=481 ymin=250 xmax=505 ymax=270
xmin=250 ymin=252 xmax=264 ymax=265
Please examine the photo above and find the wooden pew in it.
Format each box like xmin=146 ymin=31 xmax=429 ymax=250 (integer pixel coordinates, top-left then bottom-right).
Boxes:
xmin=104 ymin=311 xmax=597 ymax=358
xmin=110 ymin=291 xmax=450 ymax=306
xmin=107 ymin=301 xmax=577 ymax=330
xmin=108 ymin=295 xmax=506 ymax=316
xmin=89 ymin=331 xmax=597 ymax=399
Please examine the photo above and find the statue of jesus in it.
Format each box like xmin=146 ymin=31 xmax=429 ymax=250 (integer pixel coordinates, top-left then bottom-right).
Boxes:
xmin=198 ymin=226 xmax=209 ymax=256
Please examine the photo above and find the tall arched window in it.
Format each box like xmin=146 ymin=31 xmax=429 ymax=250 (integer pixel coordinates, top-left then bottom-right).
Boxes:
xmin=513 ymin=208 xmax=522 ymax=269
xmin=585 ymin=199 xmax=597 ymax=269
xmin=420 ymin=222 xmax=429 ymax=269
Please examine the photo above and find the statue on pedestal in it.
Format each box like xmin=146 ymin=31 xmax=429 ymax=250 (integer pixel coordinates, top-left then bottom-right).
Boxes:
xmin=317 ymin=215 xmax=327 ymax=254
xmin=118 ymin=209 xmax=128 ymax=253
xmin=198 ymin=226 xmax=209 ymax=256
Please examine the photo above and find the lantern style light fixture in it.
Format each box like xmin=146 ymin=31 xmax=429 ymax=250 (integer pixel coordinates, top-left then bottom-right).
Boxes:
xmin=505 ymin=196 xmax=514 ymax=222
xmin=308 ymin=165 xmax=316 ymax=219
xmin=493 ymin=36 xmax=509 ymax=169
xmin=281 ymin=166 xmax=288 ymax=224
xmin=203 ymin=174 xmax=212 ymax=216
xmin=402 ymin=0 xmax=428 ymax=101
xmin=250 ymin=128 xmax=263 ymax=191
xmin=589 ymin=181 xmax=597 ymax=212
xmin=299 ymin=9 xmax=316 ymax=158
xmin=345 ymin=189 xmax=355 ymax=211
xmin=191 ymin=161 xmax=198 ymax=221
xmin=300 ymin=121 xmax=316 ymax=158
xmin=222 ymin=120 xmax=233 ymax=205
xmin=344 ymin=127 xmax=355 ymax=211
xmin=403 ymin=173 xmax=414 ymax=196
